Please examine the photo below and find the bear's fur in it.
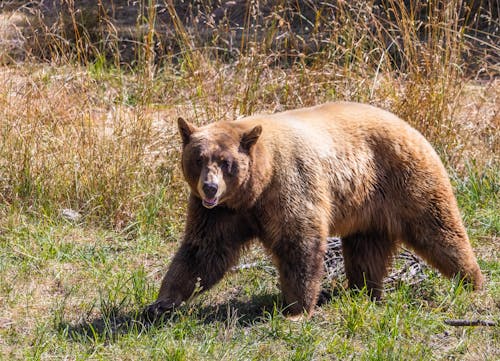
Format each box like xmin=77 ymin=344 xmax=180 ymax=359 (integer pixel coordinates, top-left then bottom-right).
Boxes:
xmin=147 ymin=102 xmax=484 ymax=319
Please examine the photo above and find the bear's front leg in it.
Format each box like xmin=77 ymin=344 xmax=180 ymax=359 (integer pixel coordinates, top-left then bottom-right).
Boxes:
xmin=146 ymin=237 xmax=247 ymax=319
xmin=272 ymin=230 xmax=327 ymax=320
xmin=145 ymin=197 xmax=254 ymax=319
xmin=145 ymin=241 xmax=210 ymax=317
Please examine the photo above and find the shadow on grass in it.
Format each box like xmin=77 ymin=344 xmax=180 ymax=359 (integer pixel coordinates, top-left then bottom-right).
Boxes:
xmin=60 ymin=293 xmax=285 ymax=343
xmin=60 ymin=286 xmax=349 ymax=343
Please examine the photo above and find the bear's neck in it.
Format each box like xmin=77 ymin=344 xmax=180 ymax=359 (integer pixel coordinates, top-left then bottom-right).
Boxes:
xmin=230 ymin=142 xmax=273 ymax=210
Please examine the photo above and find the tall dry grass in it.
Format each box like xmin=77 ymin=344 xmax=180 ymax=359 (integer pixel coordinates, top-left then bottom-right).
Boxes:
xmin=0 ymin=0 xmax=498 ymax=229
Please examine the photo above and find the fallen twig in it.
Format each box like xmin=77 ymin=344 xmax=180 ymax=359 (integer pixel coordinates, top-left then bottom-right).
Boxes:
xmin=444 ymin=319 xmax=497 ymax=327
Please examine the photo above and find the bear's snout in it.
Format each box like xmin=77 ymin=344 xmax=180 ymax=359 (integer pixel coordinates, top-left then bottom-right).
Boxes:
xmin=202 ymin=182 xmax=218 ymax=198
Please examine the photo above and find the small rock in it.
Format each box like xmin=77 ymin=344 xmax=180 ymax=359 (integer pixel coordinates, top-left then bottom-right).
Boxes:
xmin=61 ymin=208 xmax=82 ymax=222
xmin=0 ymin=318 xmax=14 ymax=329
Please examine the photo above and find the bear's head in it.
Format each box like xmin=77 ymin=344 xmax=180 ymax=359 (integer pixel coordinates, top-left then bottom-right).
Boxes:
xmin=177 ymin=117 xmax=262 ymax=209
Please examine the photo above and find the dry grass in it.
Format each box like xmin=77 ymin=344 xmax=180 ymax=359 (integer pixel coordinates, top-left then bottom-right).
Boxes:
xmin=0 ymin=64 xmax=497 ymax=228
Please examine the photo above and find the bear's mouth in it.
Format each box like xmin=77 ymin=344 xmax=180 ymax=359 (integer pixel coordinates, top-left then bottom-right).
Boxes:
xmin=202 ymin=197 xmax=219 ymax=209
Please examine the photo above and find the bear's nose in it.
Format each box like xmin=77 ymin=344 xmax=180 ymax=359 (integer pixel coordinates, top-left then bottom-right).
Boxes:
xmin=202 ymin=182 xmax=218 ymax=198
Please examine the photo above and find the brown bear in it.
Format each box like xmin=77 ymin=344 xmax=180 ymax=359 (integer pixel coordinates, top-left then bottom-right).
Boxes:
xmin=146 ymin=102 xmax=484 ymax=320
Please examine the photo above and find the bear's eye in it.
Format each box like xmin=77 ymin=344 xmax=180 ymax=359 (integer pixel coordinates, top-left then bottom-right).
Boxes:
xmin=221 ymin=159 xmax=230 ymax=172
xmin=195 ymin=157 xmax=203 ymax=167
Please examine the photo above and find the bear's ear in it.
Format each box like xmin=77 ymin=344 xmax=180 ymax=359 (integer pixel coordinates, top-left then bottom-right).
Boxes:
xmin=178 ymin=117 xmax=197 ymax=146
xmin=240 ymin=125 xmax=262 ymax=152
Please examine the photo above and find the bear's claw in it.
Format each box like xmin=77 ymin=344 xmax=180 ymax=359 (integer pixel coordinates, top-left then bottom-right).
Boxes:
xmin=143 ymin=300 xmax=175 ymax=322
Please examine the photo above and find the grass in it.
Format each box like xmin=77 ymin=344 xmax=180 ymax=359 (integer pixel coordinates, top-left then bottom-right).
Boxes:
xmin=0 ymin=1 xmax=499 ymax=360
xmin=1 ymin=218 xmax=498 ymax=360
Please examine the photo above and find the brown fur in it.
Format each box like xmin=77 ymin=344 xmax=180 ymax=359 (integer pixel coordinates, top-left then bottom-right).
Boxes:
xmin=146 ymin=102 xmax=484 ymax=319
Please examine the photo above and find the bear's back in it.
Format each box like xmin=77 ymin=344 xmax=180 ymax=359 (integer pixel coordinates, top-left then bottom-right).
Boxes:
xmin=237 ymin=102 xmax=438 ymax=165
xmin=236 ymin=102 xmax=452 ymax=236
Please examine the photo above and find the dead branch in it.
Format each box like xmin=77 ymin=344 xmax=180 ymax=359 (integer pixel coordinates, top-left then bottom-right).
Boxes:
xmin=444 ymin=319 xmax=497 ymax=327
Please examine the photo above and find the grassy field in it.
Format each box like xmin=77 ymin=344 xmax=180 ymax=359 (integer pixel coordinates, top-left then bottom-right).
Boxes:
xmin=0 ymin=1 xmax=499 ymax=360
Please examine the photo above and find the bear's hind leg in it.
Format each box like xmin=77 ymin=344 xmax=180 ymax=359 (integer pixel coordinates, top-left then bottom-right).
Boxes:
xmin=403 ymin=217 xmax=484 ymax=290
xmin=341 ymin=232 xmax=396 ymax=300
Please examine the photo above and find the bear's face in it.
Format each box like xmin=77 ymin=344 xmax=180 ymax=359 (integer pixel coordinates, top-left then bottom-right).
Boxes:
xmin=177 ymin=118 xmax=262 ymax=209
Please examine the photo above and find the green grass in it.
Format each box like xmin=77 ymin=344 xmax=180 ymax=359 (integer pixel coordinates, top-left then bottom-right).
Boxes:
xmin=453 ymin=163 xmax=499 ymax=239
xmin=1 ymin=167 xmax=498 ymax=360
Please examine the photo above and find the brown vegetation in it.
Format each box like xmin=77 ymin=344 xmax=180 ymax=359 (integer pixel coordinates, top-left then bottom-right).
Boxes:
xmin=0 ymin=0 xmax=497 ymax=229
